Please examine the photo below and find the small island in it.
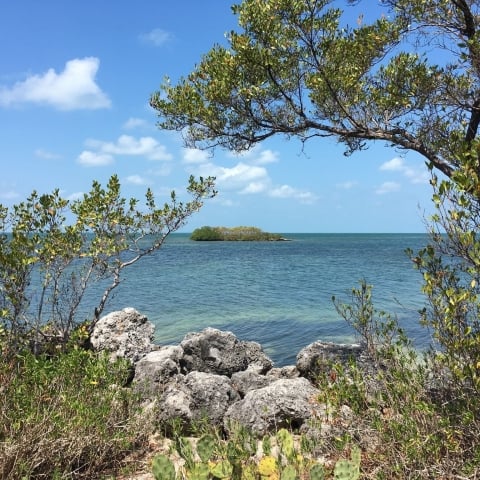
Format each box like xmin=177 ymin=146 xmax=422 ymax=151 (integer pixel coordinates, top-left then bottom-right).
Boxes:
xmin=190 ymin=226 xmax=288 ymax=241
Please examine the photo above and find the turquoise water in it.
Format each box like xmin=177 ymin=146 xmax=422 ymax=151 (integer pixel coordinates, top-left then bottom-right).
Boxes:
xmin=106 ymin=233 xmax=430 ymax=366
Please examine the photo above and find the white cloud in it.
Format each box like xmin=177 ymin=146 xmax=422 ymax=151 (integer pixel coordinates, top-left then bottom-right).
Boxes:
xmin=380 ymin=157 xmax=405 ymax=171
xmin=183 ymin=148 xmax=210 ymax=164
xmin=139 ymin=28 xmax=172 ymax=46
xmin=229 ymin=146 xmax=279 ymax=165
xmin=123 ymin=117 xmax=148 ymax=130
xmin=77 ymin=150 xmax=114 ymax=167
xmin=269 ymin=185 xmax=318 ymax=204
xmin=0 ymin=57 xmax=111 ymax=110
xmin=125 ymin=174 xmax=149 ymax=185
xmin=86 ymin=135 xmax=172 ymax=161
xmin=240 ymin=182 xmax=268 ymax=194
xmin=253 ymin=149 xmax=279 ymax=165
xmin=380 ymin=156 xmax=429 ymax=184
xmin=375 ymin=181 xmax=401 ymax=195
xmin=35 ymin=148 xmax=62 ymax=160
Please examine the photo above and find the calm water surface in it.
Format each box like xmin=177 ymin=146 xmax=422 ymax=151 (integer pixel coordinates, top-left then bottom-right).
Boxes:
xmin=106 ymin=233 xmax=429 ymax=366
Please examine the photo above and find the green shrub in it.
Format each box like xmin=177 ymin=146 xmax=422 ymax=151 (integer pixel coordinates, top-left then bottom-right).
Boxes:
xmin=0 ymin=347 xmax=147 ymax=479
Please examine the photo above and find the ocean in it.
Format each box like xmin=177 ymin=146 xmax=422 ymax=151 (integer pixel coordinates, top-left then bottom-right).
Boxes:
xmin=107 ymin=233 xmax=431 ymax=367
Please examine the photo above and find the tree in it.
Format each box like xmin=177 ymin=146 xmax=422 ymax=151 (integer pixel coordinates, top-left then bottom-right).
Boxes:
xmin=151 ymin=0 xmax=480 ymax=180
xmin=0 ymin=175 xmax=215 ymax=351
xmin=151 ymin=0 xmax=480 ymax=398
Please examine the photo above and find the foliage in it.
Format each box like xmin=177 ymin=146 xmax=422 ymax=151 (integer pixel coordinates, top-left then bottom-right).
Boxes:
xmin=150 ymin=0 xmax=480 ymax=179
xmin=191 ymin=225 xmax=283 ymax=241
xmin=152 ymin=427 xmax=361 ymax=480
xmin=0 ymin=174 xmax=215 ymax=352
xmin=409 ymin=151 xmax=480 ymax=396
xmin=0 ymin=347 xmax=148 ymax=479
xmin=329 ymin=281 xmax=480 ymax=478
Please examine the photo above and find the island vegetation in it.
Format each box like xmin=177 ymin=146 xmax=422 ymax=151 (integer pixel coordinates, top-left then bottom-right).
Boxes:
xmin=2 ymin=0 xmax=480 ymax=478
xmin=190 ymin=225 xmax=285 ymax=241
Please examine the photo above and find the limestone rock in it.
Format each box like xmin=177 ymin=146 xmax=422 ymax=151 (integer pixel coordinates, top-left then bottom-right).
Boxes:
xmin=133 ymin=345 xmax=184 ymax=395
xmin=296 ymin=341 xmax=364 ymax=381
xmin=90 ymin=307 xmax=155 ymax=363
xmin=158 ymin=371 xmax=241 ymax=431
xmin=179 ymin=327 xmax=273 ymax=376
xmin=223 ymin=377 xmax=321 ymax=436
xmin=231 ymin=366 xmax=275 ymax=396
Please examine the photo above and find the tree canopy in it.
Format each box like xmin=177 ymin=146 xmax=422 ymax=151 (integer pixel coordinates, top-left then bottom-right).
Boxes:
xmin=151 ymin=0 xmax=480 ymax=179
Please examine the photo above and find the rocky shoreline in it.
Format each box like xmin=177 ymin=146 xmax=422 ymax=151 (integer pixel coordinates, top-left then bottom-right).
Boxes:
xmin=90 ymin=308 xmax=373 ymax=438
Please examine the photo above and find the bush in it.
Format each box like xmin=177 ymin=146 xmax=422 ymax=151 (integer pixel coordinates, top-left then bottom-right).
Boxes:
xmin=0 ymin=175 xmax=215 ymax=353
xmin=0 ymin=346 xmax=148 ymax=479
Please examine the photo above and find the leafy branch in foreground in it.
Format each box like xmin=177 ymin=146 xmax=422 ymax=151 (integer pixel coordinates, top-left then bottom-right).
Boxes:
xmin=150 ymin=0 xmax=480 ymax=180
xmin=0 ymin=174 xmax=216 ymax=352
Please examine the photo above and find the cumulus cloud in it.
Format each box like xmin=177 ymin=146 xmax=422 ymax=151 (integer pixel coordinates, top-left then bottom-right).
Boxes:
xmin=0 ymin=57 xmax=111 ymax=110
xmin=77 ymin=151 xmax=114 ymax=167
xmin=375 ymin=181 xmax=401 ymax=195
xmin=229 ymin=146 xmax=279 ymax=165
xmin=139 ymin=28 xmax=172 ymax=46
xmin=123 ymin=117 xmax=148 ymax=130
xmin=86 ymin=135 xmax=173 ymax=161
xmin=380 ymin=157 xmax=429 ymax=184
xmin=183 ymin=146 xmax=317 ymax=204
xmin=125 ymin=174 xmax=149 ymax=185
xmin=183 ymin=148 xmax=210 ymax=164
xmin=269 ymin=185 xmax=318 ymax=204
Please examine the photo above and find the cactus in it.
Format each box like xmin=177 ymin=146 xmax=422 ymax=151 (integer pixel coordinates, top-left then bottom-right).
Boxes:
xmin=309 ymin=463 xmax=325 ymax=480
xmin=152 ymin=454 xmax=176 ymax=480
xmin=186 ymin=463 xmax=210 ymax=480
xmin=350 ymin=446 xmax=361 ymax=470
xmin=334 ymin=460 xmax=358 ymax=480
xmin=280 ymin=464 xmax=297 ymax=480
xmin=209 ymin=459 xmax=234 ymax=479
xmin=276 ymin=429 xmax=295 ymax=461
xmin=333 ymin=446 xmax=361 ymax=480
xmin=197 ymin=434 xmax=216 ymax=463
xmin=241 ymin=464 xmax=257 ymax=480
xmin=258 ymin=455 xmax=277 ymax=477
xmin=176 ymin=436 xmax=196 ymax=469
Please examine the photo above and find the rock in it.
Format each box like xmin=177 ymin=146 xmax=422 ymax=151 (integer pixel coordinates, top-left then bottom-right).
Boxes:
xmin=223 ymin=377 xmax=321 ymax=436
xmin=179 ymin=327 xmax=273 ymax=376
xmin=231 ymin=366 xmax=275 ymax=396
xmin=158 ymin=371 xmax=241 ymax=432
xmin=296 ymin=341 xmax=364 ymax=381
xmin=90 ymin=308 xmax=155 ymax=363
xmin=266 ymin=365 xmax=301 ymax=379
xmin=133 ymin=345 xmax=184 ymax=396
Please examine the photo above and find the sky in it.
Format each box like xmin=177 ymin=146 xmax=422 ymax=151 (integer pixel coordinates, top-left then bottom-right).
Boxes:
xmin=0 ymin=1 xmax=436 ymax=233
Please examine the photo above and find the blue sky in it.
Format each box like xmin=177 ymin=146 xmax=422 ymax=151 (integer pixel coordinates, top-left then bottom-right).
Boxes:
xmin=0 ymin=1 xmax=435 ymax=233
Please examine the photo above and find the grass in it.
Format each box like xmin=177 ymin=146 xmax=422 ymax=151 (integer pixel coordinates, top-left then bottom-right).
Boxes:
xmin=0 ymin=346 xmax=150 ymax=479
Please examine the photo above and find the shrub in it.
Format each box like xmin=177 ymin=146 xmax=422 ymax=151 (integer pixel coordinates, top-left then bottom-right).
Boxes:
xmin=0 ymin=347 xmax=148 ymax=479
xmin=0 ymin=175 xmax=215 ymax=353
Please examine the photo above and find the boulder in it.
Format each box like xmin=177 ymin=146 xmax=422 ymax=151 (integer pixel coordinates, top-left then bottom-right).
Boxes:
xmin=296 ymin=341 xmax=364 ymax=381
xmin=231 ymin=366 xmax=275 ymax=396
xmin=179 ymin=327 xmax=273 ymax=376
xmin=223 ymin=377 xmax=321 ymax=436
xmin=157 ymin=371 xmax=241 ymax=432
xmin=90 ymin=307 xmax=155 ymax=363
xmin=133 ymin=345 xmax=184 ymax=396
